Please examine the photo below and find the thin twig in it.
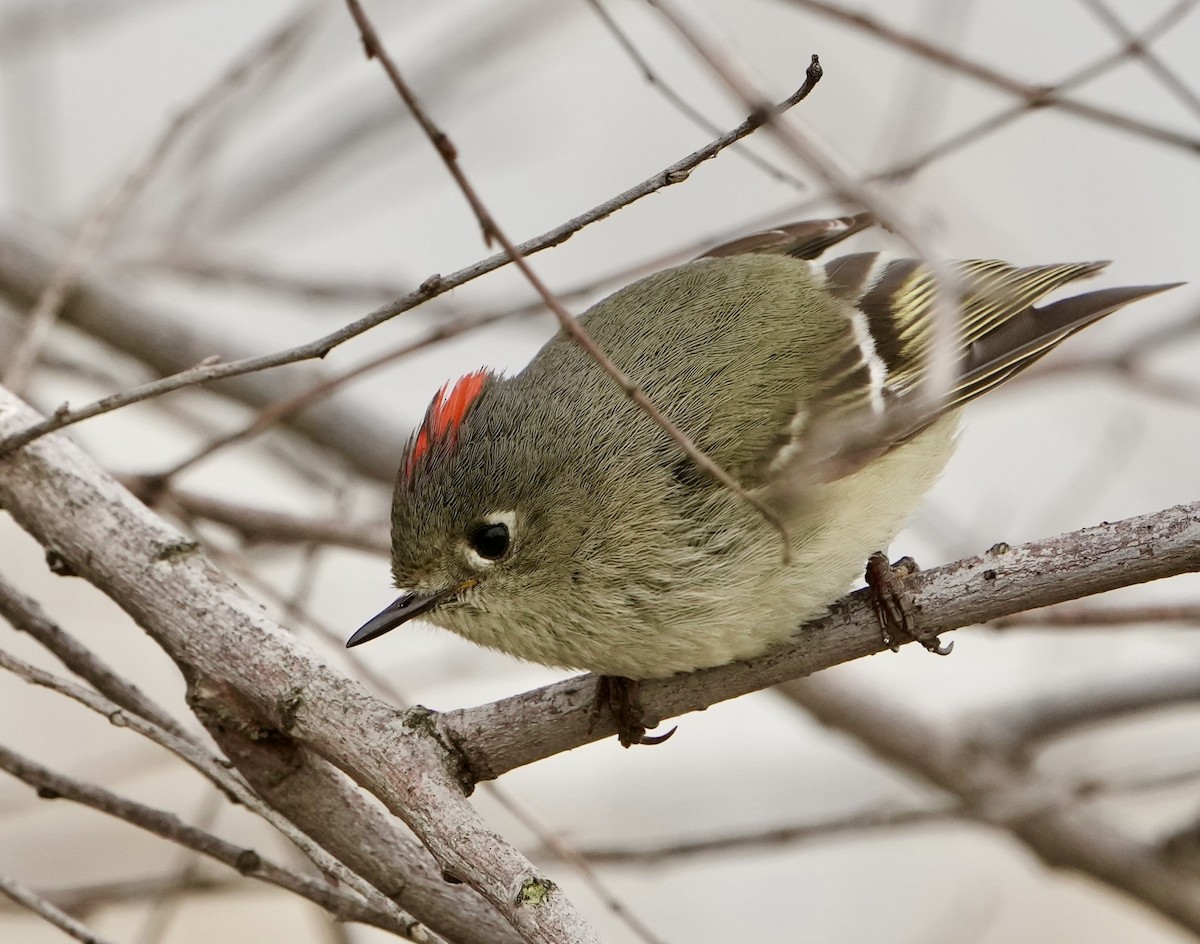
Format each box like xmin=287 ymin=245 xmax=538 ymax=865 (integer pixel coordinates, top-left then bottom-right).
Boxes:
xmin=344 ymin=0 xmax=814 ymax=555
xmin=584 ymin=0 xmax=808 ymax=189
xmin=0 ymin=5 xmax=317 ymax=394
xmin=131 ymin=791 xmax=221 ymax=944
xmin=146 ymin=305 xmax=542 ymax=484
xmin=0 ymin=49 xmax=827 ymax=461
xmin=0 ymin=647 xmax=433 ymax=942
xmin=143 ymin=485 xmax=390 ymax=554
xmin=874 ymin=0 xmax=1200 ymax=181
xmin=0 ymin=872 xmax=118 ymax=944
xmin=0 ymin=574 xmax=187 ymax=736
xmin=1078 ymin=0 xmax=1200 ymax=120
xmin=558 ymin=803 xmax=955 ymax=865
xmin=784 ymin=0 xmax=1200 ymax=154
xmin=646 ymin=0 xmax=962 ymax=432
xmin=989 ymin=601 xmax=1200 ymax=629
xmin=780 ymin=675 xmax=1200 ymax=938
xmin=0 ymin=745 xmax=407 ymax=934
xmin=0 ymin=874 xmax=233 ymax=916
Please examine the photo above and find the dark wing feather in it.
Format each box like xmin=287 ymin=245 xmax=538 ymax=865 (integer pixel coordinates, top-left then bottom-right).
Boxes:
xmin=783 ymin=252 xmax=1180 ymax=483
xmin=699 ymin=213 xmax=873 ymax=261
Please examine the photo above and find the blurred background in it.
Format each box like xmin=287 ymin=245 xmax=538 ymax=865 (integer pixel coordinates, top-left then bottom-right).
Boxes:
xmin=1 ymin=0 xmax=1199 ymax=941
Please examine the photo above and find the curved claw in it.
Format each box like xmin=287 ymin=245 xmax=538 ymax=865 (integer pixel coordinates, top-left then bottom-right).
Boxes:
xmin=923 ymin=637 xmax=954 ymax=656
xmin=638 ymin=726 xmax=678 ymax=746
xmin=595 ymin=675 xmax=679 ymax=748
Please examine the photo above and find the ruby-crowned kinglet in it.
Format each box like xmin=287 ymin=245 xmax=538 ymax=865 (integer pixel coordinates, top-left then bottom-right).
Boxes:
xmin=348 ymin=215 xmax=1174 ymax=684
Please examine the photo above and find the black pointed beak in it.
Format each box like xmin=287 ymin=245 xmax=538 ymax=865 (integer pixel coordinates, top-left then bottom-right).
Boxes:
xmin=347 ymin=589 xmax=448 ymax=648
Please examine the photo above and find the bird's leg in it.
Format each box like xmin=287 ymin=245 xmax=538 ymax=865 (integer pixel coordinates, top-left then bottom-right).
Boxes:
xmin=864 ymin=552 xmax=952 ymax=656
xmin=592 ymin=676 xmax=677 ymax=748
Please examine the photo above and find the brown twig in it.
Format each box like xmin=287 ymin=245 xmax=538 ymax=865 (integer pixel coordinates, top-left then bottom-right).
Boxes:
xmin=0 ymin=574 xmax=187 ymax=736
xmin=134 ymin=484 xmax=391 ymax=554
xmin=0 ymin=745 xmax=408 ymax=934
xmin=784 ymin=0 xmax=1200 ymax=155
xmin=0 ymin=46 xmax=826 ymax=462
xmin=439 ymin=502 xmax=1200 ymax=779
xmin=1078 ymin=0 xmax=1200 ymax=120
xmin=989 ymin=601 xmax=1200 ymax=629
xmin=344 ymin=0 xmax=818 ymax=556
xmin=559 ymin=803 xmax=955 ymax=864
xmin=0 ymin=644 xmax=429 ymax=940
xmin=0 ymin=5 xmax=317 ymax=394
xmin=646 ymin=0 xmax=962 ymax=422
xmin=874 ymin=0 xmax=1200 ymax=181
xmin=584 ymin=0 xmax=808 ymax=190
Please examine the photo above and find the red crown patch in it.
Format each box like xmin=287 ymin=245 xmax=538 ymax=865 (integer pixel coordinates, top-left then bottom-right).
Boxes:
xmin=404 ymin=370 xmax=489 ymax=481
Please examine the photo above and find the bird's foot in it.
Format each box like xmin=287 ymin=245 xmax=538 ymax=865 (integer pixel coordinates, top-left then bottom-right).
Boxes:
xmin=864 ymin=552 xmax=952 ymax=656
xmin=592 ymin=675 xmax=677 ymax=748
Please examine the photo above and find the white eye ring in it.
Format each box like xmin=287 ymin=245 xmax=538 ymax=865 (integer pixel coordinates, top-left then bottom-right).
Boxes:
xmin=462 ymin=510 xmax=517 ymax=568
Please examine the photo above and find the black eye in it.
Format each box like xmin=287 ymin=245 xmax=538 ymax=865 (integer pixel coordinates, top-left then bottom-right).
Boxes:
xmin=468 ymin=522 xmax=510 ymax=560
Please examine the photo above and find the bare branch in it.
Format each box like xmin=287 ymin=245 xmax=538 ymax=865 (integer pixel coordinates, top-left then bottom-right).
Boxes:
xmin=130 ymin=484 xmax=390 ymax=555
xmin=0 ymin=643 xmax=432 ymax=941
xmin=0 ymin=386 xmax=602 ymax=943
xmin=0 ymin=5 xmax=318 ymax=394
xmin=584 ymin=0 xmax=808 ymax=189
xmin=1078 ymin=0 xmax=1200 ymax=120
xmin=441 ymin=504 xmax=1200 ymax=779
xmin=783 ymin=0 xmax=1200 ymax=155
xmin=0 ymin=574 xmax=186 ymax=736
xmin=0 ymin=746 xmax=408 ymax=935
xmin=989 ymin=600 xmax=1200 ymax=629
xmin=778 ymin=675 xmax=1200 ymax=938
xmin=0 ymin=872 xmax=117 ymax=944
xmin=345 ymin=0 xmax=825 ymax=555
xmin=562 ymin=803 xmax=955 ymax=864
xmin=874 ymin=0 xmax=1200 ymax=181
xmin=0 ymin=38 xmax=826 ymax=463
xmin=967 ymin=658 xmax=1200 ymax=754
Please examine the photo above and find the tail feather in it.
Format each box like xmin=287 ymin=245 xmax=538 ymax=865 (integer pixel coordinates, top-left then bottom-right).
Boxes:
xmin=956 ymin=281 xmax=1184 ymax=405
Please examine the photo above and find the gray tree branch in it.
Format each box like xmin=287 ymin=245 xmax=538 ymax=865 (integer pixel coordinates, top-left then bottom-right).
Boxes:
xmin=440 ymin=503 xmax=1200 ymax=779
xmin=0 ymin=385 xmax=599 ymax=943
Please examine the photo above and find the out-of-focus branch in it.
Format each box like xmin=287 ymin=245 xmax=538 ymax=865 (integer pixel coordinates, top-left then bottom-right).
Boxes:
xmin=0 ymin=229 xmax=407 ymax=479
xmin=0 ymin=873 xmax=116 ymax=944
xmin=782 ymin=0 xmax=1200 ymax=155
xmin=874 ymin=0 xmax=1200 ymax=181
xmin=558 ymin=803 xmax=955 ymax=864
xmin=0 ymin=746 xmax=406 ymax=935
xmin=965 ymin=656 xmax=1200 ymax=755
xmin=584 ymin=0 xmax=808 ymax=189
xmin=778 ymin=674 xmax=1200 ymax=938
xmin=0 ymin=574 xmax=187 ymax=736
xmin=126 ymin=482 xmax=391 ymax=554
xmin=990 ymin=600 xmax=1200 ymax=629
xmin=0 ymin=5 xmax=318 ymax=394
xmin=1079 ymin=0 xmax=1200 ymax=120
xmin=0 ymin=34 xmax=827 ymax=463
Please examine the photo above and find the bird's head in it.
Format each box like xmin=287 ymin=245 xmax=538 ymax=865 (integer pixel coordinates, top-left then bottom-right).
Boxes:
xmin=347 ymin=369 xmax=597 ymax=650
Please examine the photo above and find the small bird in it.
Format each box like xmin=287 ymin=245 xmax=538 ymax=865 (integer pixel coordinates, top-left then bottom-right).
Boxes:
xmin=348 ymin=214 xmax=1175 ymax=740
